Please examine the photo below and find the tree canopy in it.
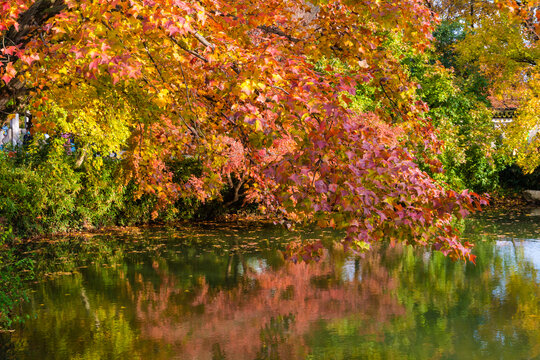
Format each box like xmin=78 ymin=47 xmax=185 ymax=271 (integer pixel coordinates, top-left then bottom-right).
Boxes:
xmin=0 ymin=0 xmax=487 ymax=262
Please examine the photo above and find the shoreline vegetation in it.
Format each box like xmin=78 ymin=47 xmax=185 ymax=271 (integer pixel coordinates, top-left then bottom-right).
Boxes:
xmin=0 ymin=133 xmax=537 ymax=245
xmin=1 ymin=143 xmax=536 ymax=244
xmin=1 ymin=191 xmax=535 ymax=244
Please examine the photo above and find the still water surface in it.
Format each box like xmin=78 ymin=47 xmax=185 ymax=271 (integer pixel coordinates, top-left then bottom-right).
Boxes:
xmin=2 ymin=211 xmax=540 ymax=359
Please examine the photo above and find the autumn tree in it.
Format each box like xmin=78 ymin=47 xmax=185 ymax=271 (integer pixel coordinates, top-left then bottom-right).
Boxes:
xmin=448 ymin=0 xmax=540 ymax=173
xmin=0 ymin=0 xmax=485 ymax=261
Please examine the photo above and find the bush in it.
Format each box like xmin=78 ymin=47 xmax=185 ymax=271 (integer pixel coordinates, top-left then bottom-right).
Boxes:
xmin=0 ymin=136 xmax=235 ymax=237
xmin=0 ymin=138 xmax=81 ymax=235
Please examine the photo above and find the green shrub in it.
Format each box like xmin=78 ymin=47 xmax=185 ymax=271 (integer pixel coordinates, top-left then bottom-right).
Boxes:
xmin=0 ymin=136 xmax=231 ymax=237
xmin=0 ymin=138 xmax=81 ymax=235
xmin=75 ymin=158 xmax=126 ymax=228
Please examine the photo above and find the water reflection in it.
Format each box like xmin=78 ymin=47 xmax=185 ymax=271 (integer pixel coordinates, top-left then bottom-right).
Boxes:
xmin=133 ymin=252 xmax=405 ymax=360
xmin=1 ymin=215 xmax=540 ymax=359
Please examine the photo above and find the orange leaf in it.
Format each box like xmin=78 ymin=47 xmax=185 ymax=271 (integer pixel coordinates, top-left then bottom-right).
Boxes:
xmin=1 ymin=62 xmax=16 ymax=84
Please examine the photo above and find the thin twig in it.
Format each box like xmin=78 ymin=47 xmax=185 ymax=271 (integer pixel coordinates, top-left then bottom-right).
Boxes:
xmin=258 ymin=25 xmax=300 ymax=43
xmin=271 ymin=85 xmax=290 ymax=95
xmin=142 ymin=41 xmax=166 ymax=83
xmin=178 ymin=62 xmax=193 ymax=113
xmin=168 ymin=36 xmax=208 ymax=63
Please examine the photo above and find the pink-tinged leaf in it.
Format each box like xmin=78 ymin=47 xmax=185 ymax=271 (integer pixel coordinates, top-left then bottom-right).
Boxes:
xmin=101 ymin=42 xmax=111 ymax=52
xmin=20 ymin=53 xmax=40 ymax=66
xmin=315 ymin=180 xmax=328 ymax=194
xmin=88 ymin=59 xmax=99 ymax=71
xmin=3 ymin=46 xmax=18 ymax=56
xmin=52 ymin=26 xmax=67 ymax=34
xmin=1 ymin=62 xmax=17 ymax=84
xmin=289 ymin=173 xmax=301 ymax=185
xmin=167 ymin=25 xmax=182 ymax=36
xmin=126 ymin=65 xmax=141 ymax=79
xmin=74 ymin=48 xmax=85 ymax=60
xmin=458 ymin=207 xmax=469 ymax=218
xmin=174 ymin=0 xmax=191 ymax=11
xmin=315 ymin=140 xmax=326 ymax=149
xmin=1 ymin=74 xmax=11 ymax=84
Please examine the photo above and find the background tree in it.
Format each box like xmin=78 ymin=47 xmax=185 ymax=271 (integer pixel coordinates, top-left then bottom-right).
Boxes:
xmin=415 ymin=21 xmax=506 ymax=193
xmin=447 ymin=0 xmax=540 ymax=173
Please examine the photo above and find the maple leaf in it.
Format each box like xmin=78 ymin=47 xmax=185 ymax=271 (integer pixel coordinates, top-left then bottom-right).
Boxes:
xmin=1 ymin=62 xmax=16 ymax=84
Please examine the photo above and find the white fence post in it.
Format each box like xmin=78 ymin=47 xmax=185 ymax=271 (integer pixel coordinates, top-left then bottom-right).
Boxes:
xmin=0 ymin=114 xmax=27 ymax=149
xmin=10 ymin=113 xmax=20 ymax=147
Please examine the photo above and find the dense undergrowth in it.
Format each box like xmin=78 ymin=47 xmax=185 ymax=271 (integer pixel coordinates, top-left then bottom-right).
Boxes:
xmin=0 ymin=137 xmax=248 ymax=241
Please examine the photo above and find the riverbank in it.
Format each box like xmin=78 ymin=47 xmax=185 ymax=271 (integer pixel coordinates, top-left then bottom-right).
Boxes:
xmin=1 ymin=190 xmax=533 ymax=248
xmin=488 ymin=190 xmax=534 ymax=210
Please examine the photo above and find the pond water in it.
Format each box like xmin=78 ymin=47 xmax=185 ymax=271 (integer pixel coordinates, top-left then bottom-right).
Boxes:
xmin=2 ymin=211 xmax=540 ymax=359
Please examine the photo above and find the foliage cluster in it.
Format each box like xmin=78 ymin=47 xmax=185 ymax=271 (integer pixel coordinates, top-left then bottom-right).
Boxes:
xmin=0 ymin=138 xmax=237 ymax=238
xmin=418 ymin=1 xmax=540 ymax=190
xmin=341 ymin=21 xmax=507 ymax=194
xmin=442 ymin=1 xmax=540 ymax=174
xmin=416 ymin=21 xmax=509 ymax=193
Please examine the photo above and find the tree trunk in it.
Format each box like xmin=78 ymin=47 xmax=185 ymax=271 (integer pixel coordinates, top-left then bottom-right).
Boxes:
xmin=0 ymin=0 xmax=67 ymax=119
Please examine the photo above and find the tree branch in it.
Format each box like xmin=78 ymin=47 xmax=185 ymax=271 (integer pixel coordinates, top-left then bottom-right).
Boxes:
xmin=258 ymin=25 xmax=300 ymax=43
xmin=167 ymin=35 xmax=208 ymax=63
xmin=193 ymin=32 xmax=215 ymax=50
